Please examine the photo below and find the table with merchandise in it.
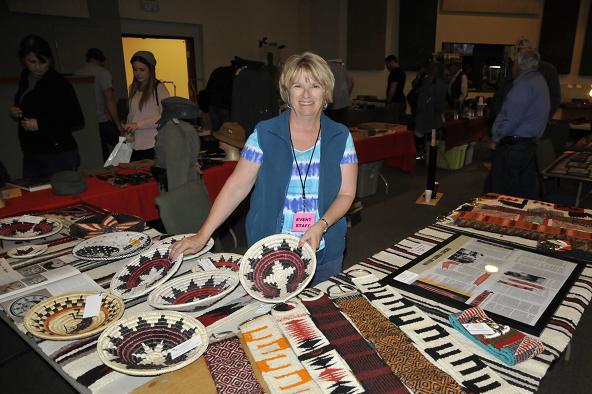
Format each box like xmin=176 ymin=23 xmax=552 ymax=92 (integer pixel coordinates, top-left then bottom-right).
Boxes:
xmin=0 ymin=193 xmax=591 ymax=393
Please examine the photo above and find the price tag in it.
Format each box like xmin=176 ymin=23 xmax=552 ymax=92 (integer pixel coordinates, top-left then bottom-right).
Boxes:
xmin=393 ymin=270 xmax=419 ymax=284
xmin=169 ymin=336 xmax=203 ymax=360
xmin=462 ymin=323 xmax=496 ymax=335
xmin=82 ymin=293 xmax=103 ymax=318
xmin=408 ymin=243 xmax=432 ymax=255
xmin=0 ymin=258 xmax=25 ymax=286
xmin=255 ymin=303 xmax=272 ymax=315
xmin=20 ymin=215 xmax=43 ymax=224
xmin=198 ymin=258 xmax=217 ymax=271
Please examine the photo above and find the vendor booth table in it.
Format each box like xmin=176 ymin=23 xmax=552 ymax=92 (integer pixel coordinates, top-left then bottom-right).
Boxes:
xmin=1 ymin=193 xmax=590 ymax=393
xmin=0 ymin=162 xmax=238 ymax=222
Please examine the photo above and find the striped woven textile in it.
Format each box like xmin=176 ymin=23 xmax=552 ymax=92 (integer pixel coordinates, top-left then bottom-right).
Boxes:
xmin=2 ymin=196 xmax=591 ymax=393
xmin=314 ymin=222 xmax=592 ymax=393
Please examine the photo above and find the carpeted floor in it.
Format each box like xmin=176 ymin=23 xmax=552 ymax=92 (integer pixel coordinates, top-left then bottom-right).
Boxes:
xmin=1 ymin=141 xmax=592 ymax=393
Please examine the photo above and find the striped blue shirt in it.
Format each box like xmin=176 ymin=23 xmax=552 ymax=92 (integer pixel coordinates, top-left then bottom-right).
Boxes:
xmin=242 ymin=130 xmax=357 ymax=249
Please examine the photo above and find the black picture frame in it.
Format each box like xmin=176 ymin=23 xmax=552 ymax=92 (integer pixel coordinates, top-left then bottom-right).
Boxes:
xmin=380 ymin=232 xmax=585 ymax=336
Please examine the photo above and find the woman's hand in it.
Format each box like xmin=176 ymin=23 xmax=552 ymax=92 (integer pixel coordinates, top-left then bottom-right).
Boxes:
xmin=170 ymin=233 xmax=209 ymax=260
xmin=20 ymin=117 xmax=39 ymax=131
xmin=8 ymin=106 xmax=22 ymax=120
xmin=299 ymin=222 xmax=325 ymax=251
xmin=123 ymin=122 xmax=139 ymax=133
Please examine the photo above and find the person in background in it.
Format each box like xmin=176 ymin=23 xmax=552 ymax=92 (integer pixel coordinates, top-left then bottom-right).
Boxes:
xmin=517 ymin=39 xmax=561 ymax=120
xmin=447 ymin=61 xmax=468 ymax=110
xmin=384 ymin=54 xmax=406 ymax=123
xmin=124 ymin=51 xmax=170 ymax=161
xmin=407 ymin=59 xmax=430 ymax=121
xmin=75 ymin=48 xmax=122 ymax=161
xmin=490 ymin=47 xmax=549 ymax=198
xmin=415 ymin=62 xmax=448 ymax=154
xmin=9 ymin=34 xmax=83 ymax=179
xmin=325 ymin=59 xmax=354 ymax=125
xmin=171 ymin=52 xmax=358 ymax=285
xmin=154 ymin=97 xmax=201 ymax=191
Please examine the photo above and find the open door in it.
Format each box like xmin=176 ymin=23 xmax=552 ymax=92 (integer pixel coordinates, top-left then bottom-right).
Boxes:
xmin=121 ymin=35 xmax=197 ymax=100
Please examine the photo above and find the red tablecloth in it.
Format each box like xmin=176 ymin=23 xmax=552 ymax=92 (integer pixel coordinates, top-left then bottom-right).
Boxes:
xmin=443 ymin=117 xmax=486 ymax=150
xmin=353 ymin=130 xmax=416 ymax=174
xmin=201 ymin=161 xmax=238 ymax=201
xmin=0 ymin=173 xmax=160 ymax=221
xmin=0 ymin=164 xmax=239 ymax=221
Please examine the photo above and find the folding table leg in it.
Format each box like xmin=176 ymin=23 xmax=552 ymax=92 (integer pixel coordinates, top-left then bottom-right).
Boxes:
xmin=379 ymin=173 xmax=389 ymax=194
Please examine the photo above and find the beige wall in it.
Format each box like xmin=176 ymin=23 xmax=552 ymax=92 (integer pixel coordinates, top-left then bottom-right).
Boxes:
xmin=117 ymin=0 xmax=591 ymax=101
xmin=435 ymin=3 xmax=544 ymax=48
xmin=118 ymin=0 xmax=310 ymax=87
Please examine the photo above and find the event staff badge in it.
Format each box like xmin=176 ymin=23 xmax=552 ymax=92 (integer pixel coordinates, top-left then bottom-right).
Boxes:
xmin=292 ymin=212 xmax=316 ymax=232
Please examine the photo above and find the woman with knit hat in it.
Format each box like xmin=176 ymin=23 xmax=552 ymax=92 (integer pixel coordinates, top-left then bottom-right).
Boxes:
xmin=123 ymin=50 xmax=170 ymax=161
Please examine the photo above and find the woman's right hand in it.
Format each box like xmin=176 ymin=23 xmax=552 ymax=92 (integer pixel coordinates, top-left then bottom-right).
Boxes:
xmin=170 ymin=233 xmax=209 ymax=260
xmin=8 ymin=106 xmax=22 ymax=120
xmin=123 ymin=122 xmax=139 ymax=133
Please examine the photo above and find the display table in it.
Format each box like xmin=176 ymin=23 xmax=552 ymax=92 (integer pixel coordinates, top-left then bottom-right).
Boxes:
xmin=542 ymin=150 xmax=592 ymax=207
xmin=352 ymin=129 xmax=416 ymax=174
xmin=0 ymin=163 xmax=239 ymax=222
xmin=1 ymin=194 xmax=590 ymax=393
xmin=443 ymin=117 xmax=486 ymax=150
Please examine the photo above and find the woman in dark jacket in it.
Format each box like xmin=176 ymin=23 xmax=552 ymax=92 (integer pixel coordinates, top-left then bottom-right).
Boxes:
xmin=9 ymin=35 xmax=83 ymax=179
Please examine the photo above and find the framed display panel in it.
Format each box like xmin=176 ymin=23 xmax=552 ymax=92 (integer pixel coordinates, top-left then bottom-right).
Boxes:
xmin=381 ymin=233 xmax=584 ymax=335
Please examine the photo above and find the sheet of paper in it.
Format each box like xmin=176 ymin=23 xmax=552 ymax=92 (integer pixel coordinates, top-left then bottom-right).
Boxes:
xmin=169 ymin=336 xmax=203 ymax=360
xmin=82 ymin=293 xmax=103 ymax=318
xmin=462 ymin=323 xmax=496 ymax=335
xmin=20 ymin=215 xmax=43 ymax=224
xmin=408 ymin=243 xmax=433 ymax=255
xmin=0 ymin=258 xmax=24 ymax=286
xmin=393 ymin=270 xmax=419 ymax=284
xmin=198 ymin=258 xmax=217 ymax=271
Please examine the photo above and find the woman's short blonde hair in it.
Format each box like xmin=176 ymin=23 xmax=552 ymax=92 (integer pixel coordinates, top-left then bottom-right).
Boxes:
xmin=279 ymin=52 xmax=335 ymax=105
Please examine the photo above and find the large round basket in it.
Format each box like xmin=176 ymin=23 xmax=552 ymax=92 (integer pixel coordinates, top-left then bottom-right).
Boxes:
xmin=109 ymin=247 xmax=183 ymax=299
xmin=72 ymin=231 xmax=152 ymax=261
xmin=0 ymin=215 xmax=62 ymax=241
xmin=96 ymin=311 xmax=208 ymax=376
xmin=23 ymin=292 xmax=124 ymax=340
xmin=147 ymin=271 xmax=239 ymax=311
xmin=239 ymin=234 xmax=316 ymax=303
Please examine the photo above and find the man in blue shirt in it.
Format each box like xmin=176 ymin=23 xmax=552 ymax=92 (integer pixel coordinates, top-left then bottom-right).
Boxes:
xmin=490 ymin=47 xmax=550 ymax=198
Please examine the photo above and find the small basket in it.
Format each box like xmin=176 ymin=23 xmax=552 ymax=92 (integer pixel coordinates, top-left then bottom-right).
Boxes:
xmin=23 ymin=292 xmax=124 ymax=340
xmin=148 ymin=271 xmax=240 ymax=311
xmin=109 ymin=247 xmax=183 ymax=299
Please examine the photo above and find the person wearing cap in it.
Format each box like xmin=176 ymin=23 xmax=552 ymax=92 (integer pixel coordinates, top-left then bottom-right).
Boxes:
xmin=172 ymin=52 xmax=358 ymax=285
xmin=154 ymin=97 xmax=201 ymax=191
xmin=75 ymin=48 xmax=123 ymax=161
xmin=123 ymin=50 xmax=170 ymax=161
xmin=9 ymin=34 xmax=83 ymax=178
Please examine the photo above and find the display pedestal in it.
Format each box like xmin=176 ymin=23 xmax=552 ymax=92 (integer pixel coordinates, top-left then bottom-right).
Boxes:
xmin=416 ymin=191 xmax=444 ymax=206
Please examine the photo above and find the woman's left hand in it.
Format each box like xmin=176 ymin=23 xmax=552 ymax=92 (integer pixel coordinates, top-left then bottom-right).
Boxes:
xmin=299 ymin=222 xmax=324 ymax=251
xmin=20 ymin=117 xmax=39 ymax=131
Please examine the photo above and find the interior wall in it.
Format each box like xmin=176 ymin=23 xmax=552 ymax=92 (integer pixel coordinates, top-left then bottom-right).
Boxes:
xmin=435 ymin=3 xmax=544 ymax=48
xmin=0 ymin=0 xmax=127 ymax=102
xmin=118 ymin=0 xmax=310 ymax=89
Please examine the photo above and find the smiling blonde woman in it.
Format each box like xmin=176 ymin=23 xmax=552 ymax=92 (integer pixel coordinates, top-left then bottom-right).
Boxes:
xmin=172 ymin=52 xmax=358 ymax=285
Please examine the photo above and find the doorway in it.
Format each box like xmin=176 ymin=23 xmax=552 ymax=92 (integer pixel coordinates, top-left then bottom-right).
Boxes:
xmin=121 ymin=35 xmax=198 ymax=100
